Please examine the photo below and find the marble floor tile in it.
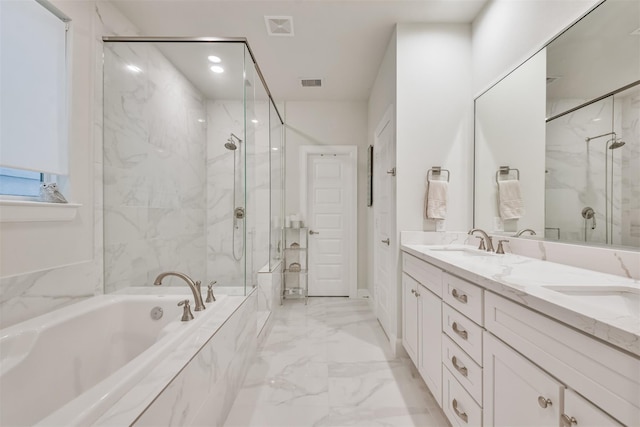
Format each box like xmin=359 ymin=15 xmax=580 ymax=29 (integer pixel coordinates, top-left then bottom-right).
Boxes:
xmin=224 ymin=298 xmax=450 ymax=427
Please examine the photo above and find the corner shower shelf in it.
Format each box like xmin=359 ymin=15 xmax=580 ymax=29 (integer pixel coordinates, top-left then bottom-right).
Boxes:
xmin=282 ymin=227 xmax=309 ymax=304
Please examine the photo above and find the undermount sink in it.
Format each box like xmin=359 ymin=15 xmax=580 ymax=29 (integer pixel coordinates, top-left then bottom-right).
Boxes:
xmin=542 ymin=285 xmax=640 ymax=316
xmin=427 ymin=246 xmax=494 ymax=257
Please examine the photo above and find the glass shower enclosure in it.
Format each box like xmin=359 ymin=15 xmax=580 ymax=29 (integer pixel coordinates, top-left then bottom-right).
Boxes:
xmin=102 ymin=38 xmax=284 ymax=299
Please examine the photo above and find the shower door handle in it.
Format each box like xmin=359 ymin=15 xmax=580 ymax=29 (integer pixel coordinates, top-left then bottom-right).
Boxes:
xmin=309 ymin=230 xmax=320 ymax=235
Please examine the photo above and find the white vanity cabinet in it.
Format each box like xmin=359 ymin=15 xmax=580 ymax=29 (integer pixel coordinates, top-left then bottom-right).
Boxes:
xmin=484 ymin=332 xmax=563 ymax=426
xmin=562 ymin=389 xmax=623 ymax=427
xmin=402 ymin=273 xmax=419 ymax=364
xmin=401 ymin=246 xmax=639 ymax=427
xmin=402 ymin=254 xmax=443 ymax=406
xmin=484 ymin=292 xmax=638 ymax=427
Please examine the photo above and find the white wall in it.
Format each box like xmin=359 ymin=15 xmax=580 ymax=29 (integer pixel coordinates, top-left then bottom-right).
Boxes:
xmin=367 ymin=31 xmax=397 ymax=299
xmin=284 ymin=101 xmax=369 ymax=290
xmin=396 ymin=23 xmax=474 ymax=234
xmin=472 ymin=0 xmax=600 ymax=96
xmin=474 ymin=49 xmax=547 ymax=234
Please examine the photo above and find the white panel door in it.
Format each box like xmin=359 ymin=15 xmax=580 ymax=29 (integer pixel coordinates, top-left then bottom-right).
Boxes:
xmin=374 ymin=113 xmax=395 ymax=337
xmin=307 ymin=153 xmax=350 ymax=296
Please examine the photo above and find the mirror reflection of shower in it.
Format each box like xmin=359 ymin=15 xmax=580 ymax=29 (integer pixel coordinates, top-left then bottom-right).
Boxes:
xmin=225 ymin=133 xmax=245 ymax=261
xmin=584 ymin=131 xmax=625 ymax=244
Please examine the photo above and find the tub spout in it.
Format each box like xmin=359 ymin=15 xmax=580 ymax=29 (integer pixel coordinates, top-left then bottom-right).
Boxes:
xmin=154 ymin=271 xmax=206 ymax=311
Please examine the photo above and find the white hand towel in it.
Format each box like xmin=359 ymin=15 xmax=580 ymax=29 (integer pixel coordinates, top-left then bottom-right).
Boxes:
xmin=425 ymin=179 xmax=448 ymax=220
xmin=498 ymin=179 xmax=525 ymax=219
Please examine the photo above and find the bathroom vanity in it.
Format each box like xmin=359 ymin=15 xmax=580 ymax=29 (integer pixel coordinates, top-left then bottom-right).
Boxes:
xmin=401 ymin=239 xmax=639 ymax=427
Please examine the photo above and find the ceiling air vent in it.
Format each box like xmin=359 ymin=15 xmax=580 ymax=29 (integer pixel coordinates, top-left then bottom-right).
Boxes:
xmin=265 ymin=16 xmax=294 ymax=36
xmin=301 ymin=79 xmax=322 ymax=88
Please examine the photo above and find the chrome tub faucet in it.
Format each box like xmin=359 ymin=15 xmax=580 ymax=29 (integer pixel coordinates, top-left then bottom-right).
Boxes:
xmin=154 ymin=271 xmax=206 ymax=311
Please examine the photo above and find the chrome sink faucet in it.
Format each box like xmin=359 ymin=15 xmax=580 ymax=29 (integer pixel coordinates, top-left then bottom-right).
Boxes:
xmin=154 ymin=271 xmax=206 ymax=311
xmin=468 ymin=228 xmax=495 ymax=252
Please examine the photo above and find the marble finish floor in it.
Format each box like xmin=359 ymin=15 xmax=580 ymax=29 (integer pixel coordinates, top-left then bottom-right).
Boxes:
xmin=224 ymin=297 xmax=449 ymax=427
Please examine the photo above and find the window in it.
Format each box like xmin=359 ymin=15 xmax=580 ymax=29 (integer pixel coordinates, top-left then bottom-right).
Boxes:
xmin=0 ymin=167 xmax=44 ymax=198
xmin=0 ymin=0 xmax=70 ymax=196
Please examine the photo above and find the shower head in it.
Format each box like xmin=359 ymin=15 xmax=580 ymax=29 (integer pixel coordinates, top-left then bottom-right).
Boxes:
xmin=224 ymin=133 xmax=243 ymax=151
xmin=608 ymin=139 xmax=626 ymax=149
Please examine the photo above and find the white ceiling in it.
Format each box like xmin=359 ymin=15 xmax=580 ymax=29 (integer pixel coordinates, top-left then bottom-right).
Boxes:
xmin=109 ymin=0 xmax=489 ymax=102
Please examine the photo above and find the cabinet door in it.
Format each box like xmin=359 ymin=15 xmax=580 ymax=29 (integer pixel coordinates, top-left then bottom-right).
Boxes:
xmin=417 ymin=285 xmax=442 ymax=406
xmin=402 ymin=273 xmax=419 ymax=365
xmin=562 ymin=389 xmax=623 ymax=427
xmin=484 ymin=332 xmax=564 ymax=427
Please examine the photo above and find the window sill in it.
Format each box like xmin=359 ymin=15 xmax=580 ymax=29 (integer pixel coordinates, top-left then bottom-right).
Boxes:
xmin=0 ymin=199 xmax=82 ymax=222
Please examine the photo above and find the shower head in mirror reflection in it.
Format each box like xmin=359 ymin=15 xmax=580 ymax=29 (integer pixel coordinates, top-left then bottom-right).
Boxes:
xmin=224 ymin=133 xmax=243 ymax=150
xmin=585 ymin=131 xmax=626 ymax=149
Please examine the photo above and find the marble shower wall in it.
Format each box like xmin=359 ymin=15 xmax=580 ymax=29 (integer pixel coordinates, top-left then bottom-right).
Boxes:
xmin=546 ymin=96 xmax=623 ymax=245
xmin=103 ymin=42 xmax=207 ymax=292
xmin=206 ymin=100 xmax=271 ymax=289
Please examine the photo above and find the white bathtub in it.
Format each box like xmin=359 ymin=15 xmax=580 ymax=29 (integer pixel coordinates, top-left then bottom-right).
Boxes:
xmin=0 ymin=290 xmax=234 ymax=426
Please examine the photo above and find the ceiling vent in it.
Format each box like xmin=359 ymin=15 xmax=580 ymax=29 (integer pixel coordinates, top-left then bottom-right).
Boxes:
xmin=265 ymin=16 xmax=294 ymax=36
xmin=301 ymin=78 xmax=322 ymax=88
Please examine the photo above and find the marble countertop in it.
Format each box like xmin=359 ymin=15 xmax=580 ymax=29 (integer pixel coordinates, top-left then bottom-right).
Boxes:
xmin=401 ymin=243 xmax=640 ymax=357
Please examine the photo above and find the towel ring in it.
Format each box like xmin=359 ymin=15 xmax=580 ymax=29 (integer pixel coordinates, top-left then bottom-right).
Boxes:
xmin=428 ymin=166 xmax=450 ymax=182
xmin=495 ymin=166 xmax=520 ymax=184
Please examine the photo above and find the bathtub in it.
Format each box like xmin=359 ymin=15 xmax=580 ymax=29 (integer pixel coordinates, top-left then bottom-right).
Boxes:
xmin=0 ymin=288 xmax=245 ymax=426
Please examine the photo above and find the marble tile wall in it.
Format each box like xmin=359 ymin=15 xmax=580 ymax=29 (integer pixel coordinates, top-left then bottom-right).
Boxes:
xmin=103 ymin=41 xmax=207 ymax=292
xmin=206 ymin=100 xmax=271 ymax=289
xmin=132 ymin=291 xmax=257 ymax=427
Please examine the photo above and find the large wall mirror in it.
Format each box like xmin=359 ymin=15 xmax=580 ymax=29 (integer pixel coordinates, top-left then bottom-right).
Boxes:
xmin=474 ymin=0 xmax=640 ymax=249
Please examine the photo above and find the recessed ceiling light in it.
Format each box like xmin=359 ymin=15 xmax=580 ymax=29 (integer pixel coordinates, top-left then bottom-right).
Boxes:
xmin=126 ymin=64 xmax=142 ymax=73
xmin=197 ymin=118 xmax=206 ymax=123
xmin=251 ymin=119 xmax=259 ymax=124
xmin=208 ymin=55 xmax=221 ymax=63
xmin=210 ymin=65 xmax=224 ymax=74
xmin=272 ymin=147 xmax=279 ymax=151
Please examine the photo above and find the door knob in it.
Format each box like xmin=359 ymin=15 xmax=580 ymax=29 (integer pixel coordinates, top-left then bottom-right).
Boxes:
xmin=309 ymin=229 xmax=319 ymax=235
xmin=381 ymin=238 xmax=390 ymax=245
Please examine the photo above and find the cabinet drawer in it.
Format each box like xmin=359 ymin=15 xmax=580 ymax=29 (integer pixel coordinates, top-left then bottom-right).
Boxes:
xmin=443 ymin=334 xmax=482 ymax=405
xmin=443 ymin=304 xmax=483 ymax=365
xmin=403 ymin=253 xmax=442 ymax=297
xmin=442 ymin=272 xmax=483 ymax=325
xmin=443 ymin=366 xmax=483 ymax=427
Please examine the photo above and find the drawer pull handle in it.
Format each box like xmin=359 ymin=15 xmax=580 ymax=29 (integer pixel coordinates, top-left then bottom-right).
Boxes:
xmin=451 ymin=356 xmax=468 ymax=377
xmin=537 ymin=396 xmax=552 ymax=409
xmin=452 ymin=399 xmax=468 ymax=423
xmin=561 ymin=414 xmax=577 ymax=427
xmin=452 ymin=322 xmax=468 ymax=340
xmin=452 ymin=288 xmax=468 ymax=304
